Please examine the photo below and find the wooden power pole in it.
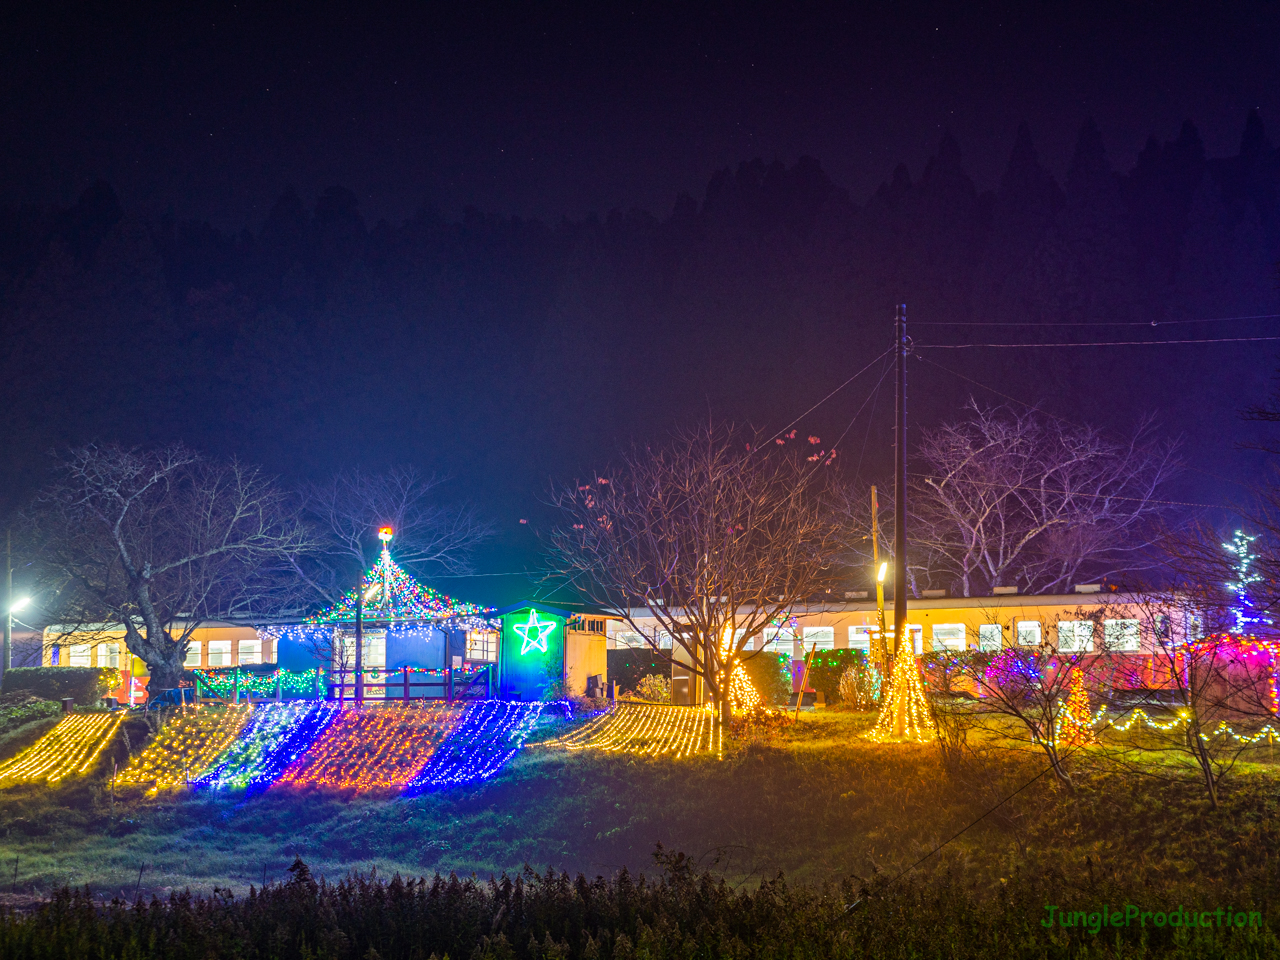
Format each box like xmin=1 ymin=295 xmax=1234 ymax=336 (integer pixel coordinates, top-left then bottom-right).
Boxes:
xmin=871 ymin=486 xmax=886 ymax=670
xmin=892 ymin=303 xmax=909 ymax=736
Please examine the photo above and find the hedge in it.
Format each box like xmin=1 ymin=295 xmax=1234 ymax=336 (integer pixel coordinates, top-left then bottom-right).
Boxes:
xmin=0 ymin=667 xmax=119 ymax=705
xmin=739 ymin=651 xmax=791 ymax=705
xmin=0 ymin=697 xmax=61 ymax=735
xmin=801 ymin=649 xmax=868 ymax=704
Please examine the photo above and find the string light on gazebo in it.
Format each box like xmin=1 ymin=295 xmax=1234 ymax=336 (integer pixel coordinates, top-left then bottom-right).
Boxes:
xmin=308 ymin=545 xmax=494 ymax=630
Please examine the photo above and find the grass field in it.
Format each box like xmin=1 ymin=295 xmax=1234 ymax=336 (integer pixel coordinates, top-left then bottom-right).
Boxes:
xmin=0 ymin=705 xmax=1277 ymax=916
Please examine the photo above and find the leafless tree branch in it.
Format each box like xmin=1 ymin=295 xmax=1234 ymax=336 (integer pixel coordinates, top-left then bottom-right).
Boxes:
xmin=545 ymin=422 xmax=849 ymax=723
xmin=22 ymin=444 xmax=320 ymax=695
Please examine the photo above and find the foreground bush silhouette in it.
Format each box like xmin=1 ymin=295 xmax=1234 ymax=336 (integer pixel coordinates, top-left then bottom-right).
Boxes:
xmin=0 ymin=850 xmax=1274 ymax=959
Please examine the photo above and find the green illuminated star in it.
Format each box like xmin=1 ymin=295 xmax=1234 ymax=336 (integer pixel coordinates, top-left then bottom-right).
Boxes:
xmin=514 ymin=609 xmax=556 ymax=655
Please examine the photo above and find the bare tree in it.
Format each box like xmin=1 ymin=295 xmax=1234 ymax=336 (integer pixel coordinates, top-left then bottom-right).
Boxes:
xmin=957 ymin=623 xmax=1108 ymax=791
xmin=1109 ymin=536 xmax=1280 ymax=808
xmin=24 ymin=444 xmax=317 ymax=694
xmin=298 ymin=466 xmax=493 ymax=601
xmin=298 ymin=625 xmax=354 ymax=697
xmin=546 ymin=423 xmax=848 ymax=724
xmin=912 ymin=401 xmax=1180 ymax=596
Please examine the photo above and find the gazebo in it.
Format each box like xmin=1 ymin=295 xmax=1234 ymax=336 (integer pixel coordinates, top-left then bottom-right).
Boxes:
xmin=274 ymin=530 xmax=497 ymax=702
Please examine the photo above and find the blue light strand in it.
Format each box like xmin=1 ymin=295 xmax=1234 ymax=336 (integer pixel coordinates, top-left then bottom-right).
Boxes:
xmin=192 ymin=702 xmax=339 ymax=792
xmin=403 ymin=700 xmax=544 ymax=794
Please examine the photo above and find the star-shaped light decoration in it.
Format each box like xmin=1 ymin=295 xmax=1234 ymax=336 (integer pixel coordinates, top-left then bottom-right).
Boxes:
xmin=514 ymin=609 xmax=557 ymax=656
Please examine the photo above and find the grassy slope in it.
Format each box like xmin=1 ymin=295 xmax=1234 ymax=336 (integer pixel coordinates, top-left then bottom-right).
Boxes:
xmin=0 ymin=709 xmax=1276 ymax=909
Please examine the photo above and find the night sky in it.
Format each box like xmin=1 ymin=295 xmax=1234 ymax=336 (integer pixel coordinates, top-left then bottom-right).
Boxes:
xmin=3 ymin=1 xmax=1280 ymax=604
xmin=4 ymin=2 xmax=1278 ymax=226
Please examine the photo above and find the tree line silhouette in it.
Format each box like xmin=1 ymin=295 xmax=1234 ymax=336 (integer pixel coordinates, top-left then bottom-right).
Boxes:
xmin=0 ymin=113 xmax=1277 ymax=532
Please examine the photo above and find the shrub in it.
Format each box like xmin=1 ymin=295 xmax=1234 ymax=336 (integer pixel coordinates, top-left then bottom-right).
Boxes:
xmin=803 ymin=649 xmax=866 ymax=703
xmin=606 ymin=649 xmax=671 ymax=694
xmin=740 ymin=651 xmax=791 ymax=705
xmin=921 ymin=650 xmax=981 ymax=697
xmin=1 ymin=857 xmax=1263 ymax=960
xmin=838 ymin=662 xmax=882 ymax=709
xmin=631 ymin=674 xmax=671 ymax=702
xmin=0 ymin=695 xmax=61 ymax=735
xmin=727 ymin=705 xmax=793 ymax=742
xmin=0 ymin=667 xmax=119 ymax=705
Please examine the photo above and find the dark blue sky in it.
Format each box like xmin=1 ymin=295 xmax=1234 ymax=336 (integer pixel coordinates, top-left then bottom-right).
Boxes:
xmin=3 ymin=1 xmax=1280 ymax=607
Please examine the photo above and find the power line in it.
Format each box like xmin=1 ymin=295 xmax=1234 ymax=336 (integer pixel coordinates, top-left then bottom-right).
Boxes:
xmin=830 ymin=355 xmax=895 ymax=455
xmin=917 ymin=475 xmax=1220 ymax=510
xmin=919 ymin=335 xmax=1280 ymax=349
xmin=763 ymin=346 xmax=894 ymax=446
xmin=535 ymin=346 xmax=895 ymax=601
xmin=913 ymin=312 xmax=1280 ymax=328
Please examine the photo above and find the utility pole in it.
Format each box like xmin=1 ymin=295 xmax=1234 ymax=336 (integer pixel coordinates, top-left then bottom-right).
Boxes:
xmin=893 ymin=303 xmax=909 ymax=691
xmin=3 ymin=530 xmax=10 ymax=677
xmin=896 ymin=305 xmax=906 ymax=660
xmin=870 ymin=486 xmax=886 ymax=670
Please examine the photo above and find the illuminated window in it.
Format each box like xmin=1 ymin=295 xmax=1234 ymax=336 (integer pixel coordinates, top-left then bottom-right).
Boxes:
xmin=207 ymin=640 xmax=232 ymax=666
xmin=337 ymin=631 xmax=386 ymax=670
xmin=184 ymin=642 xmax=202 ymax=667
xmin=848 ymin=625 xmax=875 ymax=654
xmin=932 ymin=624 xmax=966 ymax=652
xmin=909 ymin=624 xmax=924 ymax=655
xmin=802 ymin=626 xmax=835 ymax=650
xmin=238 ymin=639 xmax=261 ymax=665
xmin=1186 ymin=613 xmax=1204 ymax=641
xmin=613 ymin=631 xmax=647 ymax=649
xmin=761 ymin=626 xmax=796 ymax=659
xmin=1016 ymin=621 xmax=1042 ymax=646
xmin=68 ymin=644 xmax=91 ymax=667
xmin=1104 ymin=619 xmax=1141 ymax=652
xmin=1058 ymin=621 xmax=1095 ymax=653
xmin=978 ymin=624 xmax=1003 ymax=651
xmin=466 ymin=630 xmax=497 ymax=661
xmin=100 ymin=643 xmax=120 ymax=669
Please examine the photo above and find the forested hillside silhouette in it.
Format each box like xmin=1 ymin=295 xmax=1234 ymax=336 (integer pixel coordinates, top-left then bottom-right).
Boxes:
xmin=1 ymin=115 xmax=1277 ymax=535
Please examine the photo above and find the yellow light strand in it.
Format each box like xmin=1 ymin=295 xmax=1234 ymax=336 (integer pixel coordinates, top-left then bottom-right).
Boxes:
xmin=117 ymin=703 xmax=253 ymax=793
xmin=0 ymin=712 xmax=124 ymax=785
xmin=541 ymin=704 xmax=716 ymax=757
xmin=719 ymin=637 xmax=761 ymax=715
xmin=866 ymin=650 xmax=936 ymax=744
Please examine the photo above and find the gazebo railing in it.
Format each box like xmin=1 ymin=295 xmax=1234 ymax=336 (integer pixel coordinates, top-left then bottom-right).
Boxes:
xmin=193 ymin=664 xmax=495 ymax=704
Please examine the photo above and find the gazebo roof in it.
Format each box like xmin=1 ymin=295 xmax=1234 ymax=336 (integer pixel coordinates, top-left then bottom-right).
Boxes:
xmin=307 ymin=547 xmax=494 ymax=626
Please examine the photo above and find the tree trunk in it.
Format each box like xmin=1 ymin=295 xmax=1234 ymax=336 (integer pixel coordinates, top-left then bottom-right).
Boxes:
xmin=1041 ymin=740 xmax=1075 ymax=791
xmin=1188 ymin=724 xmax=1219 ymax=809
xmin=146 ymin=651 xmax=186 ymax=699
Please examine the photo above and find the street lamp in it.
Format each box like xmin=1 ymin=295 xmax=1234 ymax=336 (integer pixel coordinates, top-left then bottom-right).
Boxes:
xmin=4 ymin=596 xmax=30 ymax=675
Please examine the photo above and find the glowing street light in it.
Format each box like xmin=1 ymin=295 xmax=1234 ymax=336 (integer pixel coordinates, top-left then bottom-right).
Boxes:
xmin=877 ymin=562 xmax=888 ymax=583
xmin=4 ymin=595 xmax=30 ymax=676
